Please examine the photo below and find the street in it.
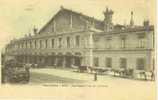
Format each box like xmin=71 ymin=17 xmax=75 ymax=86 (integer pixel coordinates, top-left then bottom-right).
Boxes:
xmin=29 ymin=68 xmax=85 ymax=84
xmin=29 ymin=68 xmax=156 ymax=85
xmin=28 ymin=68 xmax=156 ymax=100
xmin=1 ymin=68 xmax=156 ymax=100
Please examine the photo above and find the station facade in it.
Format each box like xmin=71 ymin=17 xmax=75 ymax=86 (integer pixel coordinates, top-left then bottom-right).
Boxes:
xmin=4 ymin=7 xmax=155 ymax=72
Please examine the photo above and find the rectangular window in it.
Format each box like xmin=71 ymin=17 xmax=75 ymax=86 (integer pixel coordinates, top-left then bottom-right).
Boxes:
xmin=25 ymin=42 xmax=27 ymax=48
xmin=138 ymin=39 xmax=145 ymax=48
xmin=67 ymin=37 xmax=70 ymax=48
xmin=34 ymin=40 xmax=37 ymax=49
xmin=136 ymin=58 xmax=145 ymax=70
xmin=121 ymin=38 xmax=126 ymax=48
xmin=93 ymin=57 xmax=99 ymax=67
xmin=59 ymin=38 xmax=62 ymax=48
xmin=51 ymin=39 xmax=54 ymax=48
xmin=138 ymin=34 xmax=146 ymax=48
xmin=120 ymin=36 xmax=126 ymax=48
xmin=18 ymin=43 xmax=20 ymax=49
xmin=120 ymin=58 xmax=127 ymax=68
xmin=21 ymin=42 xmax=23 ymax=48
xmin=45 ymin=39 xmax=48 ymax=48
xmin=40 ymin=40 xmax=42 ymax=49
xmin=106 ymin=37 xmax=112 ymax=49
xmin=76 ymin=35 xmax=80 ymax=47
xmin=30 ymin=41 xmax=32 ymax=48
xmin=106 ymin=57 xmax=112 ymax=68
xmin=53 ymin=20 xmax=56 ymax=32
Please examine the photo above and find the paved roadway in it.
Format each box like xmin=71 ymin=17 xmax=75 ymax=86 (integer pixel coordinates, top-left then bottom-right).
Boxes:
xmin=0 ymin=68 xmax=156 ymax=100
xmin=29 ymin=69 xmax=86 ymax=84
xmin=29 ymin=68 xmax=156 ymax=84
xmin=12 ymin=68 xmax=155 ymax=100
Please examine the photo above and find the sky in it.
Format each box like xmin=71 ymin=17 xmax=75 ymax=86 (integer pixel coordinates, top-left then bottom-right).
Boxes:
xmin=0 ymin=0 xmax=156 ymax=51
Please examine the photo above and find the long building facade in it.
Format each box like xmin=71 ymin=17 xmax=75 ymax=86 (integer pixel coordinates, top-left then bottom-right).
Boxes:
xmin=4 ymin=7 xmax=155 ymax=74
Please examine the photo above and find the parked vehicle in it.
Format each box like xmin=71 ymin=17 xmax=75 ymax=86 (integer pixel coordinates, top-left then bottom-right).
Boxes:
xmin=2 ymin=58 xmax=30 ymax=84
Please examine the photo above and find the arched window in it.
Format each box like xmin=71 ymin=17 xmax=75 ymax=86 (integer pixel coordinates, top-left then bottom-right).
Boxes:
xmin=34 ymin=40 xmax=37 ymax=49
xmin=76 ymin=35 xmax=80 ymax=47
xmin=58 ymin=38 xmax=62 ymax=48
xmin=45 ymin=39 xmax=48 ymax=48
xmin=67 ymin=37 xmax=70 ymax=48
xmin=39 ymin=40 xmax=42 ymax=49
xmin=51 ymin=39 xmax=54 ymax=48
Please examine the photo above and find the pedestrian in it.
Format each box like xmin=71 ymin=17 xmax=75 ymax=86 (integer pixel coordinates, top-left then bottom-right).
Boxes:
xmin=94 ymin=72 xmax=97 ymax=81
xmin=151 ymin=71 xmax=155 ymax=81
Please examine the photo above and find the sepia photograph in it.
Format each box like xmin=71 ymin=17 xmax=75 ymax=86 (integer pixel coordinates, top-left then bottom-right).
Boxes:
xmin=0 ymin=0 xmax=156 ymax=99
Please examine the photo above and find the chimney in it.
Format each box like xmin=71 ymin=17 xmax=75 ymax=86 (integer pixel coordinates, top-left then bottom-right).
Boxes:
xmin=130 ymin=11 xmax=134 ymax=27
xmin=60 ymin=5 xmax=64 ymax=9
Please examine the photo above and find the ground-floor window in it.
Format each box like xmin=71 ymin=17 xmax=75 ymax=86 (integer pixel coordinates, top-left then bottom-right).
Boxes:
xmin=106 ymin=57 xmax=112 ymax=68
xmin=136 ymin=58 xmax=145 ymax=70
xmin=120 ymin=58 xmax=127 ymax=68
xmin=93 ymin=57 xmax=99 ymax=67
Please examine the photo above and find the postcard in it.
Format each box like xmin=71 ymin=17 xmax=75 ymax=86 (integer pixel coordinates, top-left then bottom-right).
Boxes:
xmin=0 ymin=0 xmax=156 ymax=100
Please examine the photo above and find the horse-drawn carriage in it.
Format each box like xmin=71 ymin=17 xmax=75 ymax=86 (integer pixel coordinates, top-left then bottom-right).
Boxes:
xmin=88 ymin=66 xmax=111 ymax=74
xmin=111 ymin=68 xmax=134 ymax=78
xmin=2 ymin=57 xmax=30 ymax=84
xmin=71 ymin=64 xmax=154 ymax=81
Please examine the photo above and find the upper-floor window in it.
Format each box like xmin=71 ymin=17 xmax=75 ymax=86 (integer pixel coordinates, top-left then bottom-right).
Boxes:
xmin=21 ymin=42 xmax=24 ymax=48
xmin=34 ymin=40 xmax=37 ymax=49
xmin=76 ymin=35 xmax=80 ymax=47
xmin=105 ymin=57 xmax=112 ymax=68
xmin=120 ymin=36 xmax=126 ymax=48
xmin=17 ymin=43 xmax=19 ymax=49
xmin=51 ymin=39 xmax=54 ymax=48
xmin=120 ymin=58 xmax=127 ymax=68
xmin=67 ymin=37 xmax=70 ymax=48
xmin=52 ymin=20 xmax=56 ymax=32
xmin=16 ymin=44 xmax=18 ymax=49
xmin=23 ymin=42 xmax=25 ymax=48
xmin=106 ymin=37 xmax=112 ymax=49
xmin=39 ymin=40 xmax=42 ymax=49
xmin=137 ymin=33 xmax=146 ymax=48
xmin=30 ymin=41 xmax=32 ymax=48
xmin=136 ymin=58 xmax=145 ymax=70
xmin=19 ymin=43 xmax=21 ymax=49
xmin=45 ymin=39 xmax=48 ymax=48
xmin=26 ymin=41 xmax=28 ymax=48
xmin=21 ymin=43 xmax=23 ymax=48
xmin=59 ymin=38 xmax=62 ymax=48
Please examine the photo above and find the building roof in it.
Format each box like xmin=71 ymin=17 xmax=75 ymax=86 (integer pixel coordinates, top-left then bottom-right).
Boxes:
xmin=38 ymin=7 xmax=104 ymax=34
xmin=38 ymin=6 xmax=154 ymax=35
xmin=94 ymin=25 xmax=154 ymax=36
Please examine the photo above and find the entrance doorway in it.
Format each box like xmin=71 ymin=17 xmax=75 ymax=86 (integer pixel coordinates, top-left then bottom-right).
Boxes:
xmin=65 ymin=56 xmax=73 ymax=67
xmin=74 ymin=56 xmax=81 ymax=66
xmin=74 ymin=52 xmax=82 ymax=66
xmin=65 ymin=52 xmax=73 ymax=68
xmin=56 ymin=53 xmax=63 ymax=67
